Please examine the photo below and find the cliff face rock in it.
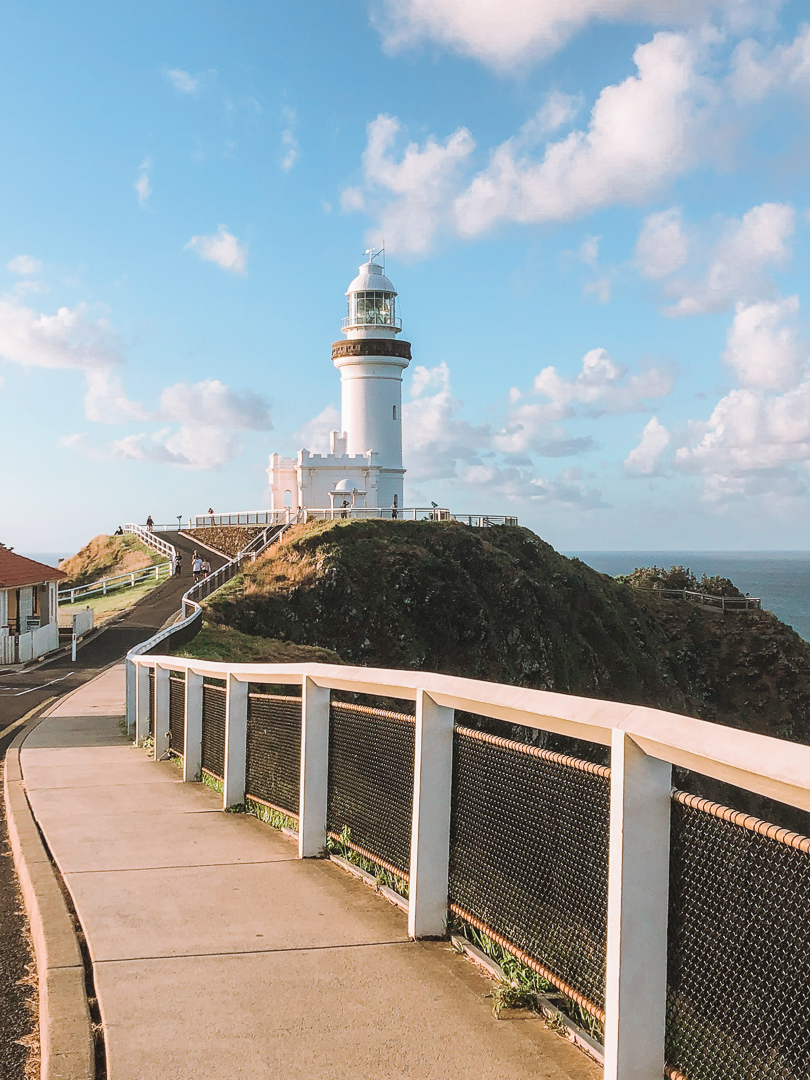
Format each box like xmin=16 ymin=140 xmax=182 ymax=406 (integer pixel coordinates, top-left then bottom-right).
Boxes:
xmin=204 ymin=520 xmax=810 ymax=746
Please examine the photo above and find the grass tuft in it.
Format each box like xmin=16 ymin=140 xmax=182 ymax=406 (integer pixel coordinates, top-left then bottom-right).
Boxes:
xmin=326 ymin=825 xmax=409 ymax=898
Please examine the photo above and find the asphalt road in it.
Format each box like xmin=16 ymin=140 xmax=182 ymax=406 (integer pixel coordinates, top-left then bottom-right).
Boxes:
xmin=0 ymin=531 xmax=225 ymax=1080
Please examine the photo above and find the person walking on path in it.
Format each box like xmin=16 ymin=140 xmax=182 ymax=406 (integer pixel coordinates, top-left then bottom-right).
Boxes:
xmin=174 ymin=552 xmax=183 ymax=577
xmin=192 ymin=552 xmax=204 ymax=583
xmin=146 ymin=515 xmax=154 ymax=532
xmin=201 ymin=556 xmax=211 ymax=578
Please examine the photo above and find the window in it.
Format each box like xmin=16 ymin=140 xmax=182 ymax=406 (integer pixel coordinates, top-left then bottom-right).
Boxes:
xmin=393 ymin=405 xmax=397 ymax=420
xmin=284 ymin=490 xmax=292 ymax=508
xmin=348 ymin=291 xmax=397 ymax=326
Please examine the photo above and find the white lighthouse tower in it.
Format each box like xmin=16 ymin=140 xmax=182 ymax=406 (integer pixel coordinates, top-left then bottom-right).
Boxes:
xmin=267 ymin=253 xmax=411 ymax=512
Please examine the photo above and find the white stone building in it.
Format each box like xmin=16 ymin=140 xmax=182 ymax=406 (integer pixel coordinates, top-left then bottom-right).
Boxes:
xmin=267 ymin=255 xmax=411 ymax=514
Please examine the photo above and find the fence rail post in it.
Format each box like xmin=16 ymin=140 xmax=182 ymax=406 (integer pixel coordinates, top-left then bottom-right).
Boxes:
xmin=223 ymin=674 xmax=248 ymax=808
xmin=299 ymin=676 xmax=330 ymax=858
xmin=604 ymin=731 xmax=672 ymax=1080
xmin=183 ymin=671 xmax=203 ymax=782
xmin=408 ymin=689 xmax=454 ymax=939
xmin=153 ymin=666 xmax=171 ymax=759
xmin=134 ymin=662 xmax=151 ymax=743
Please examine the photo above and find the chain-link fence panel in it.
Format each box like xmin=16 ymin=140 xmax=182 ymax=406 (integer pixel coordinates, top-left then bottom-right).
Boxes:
xmin=449 ymin=726 xmax=610 ymax=1018
xmin=169 ymin=674 xmax=185 ymax=754
xmin=666 ymin=791 xmax=810 ymax=1080
xmin=201 ymin=680 xmax=226 ymax=779
xmin=327 ymin=701 xmax=415 ymax=879
xmin=245 ymin=691 xmax=302 ymax=818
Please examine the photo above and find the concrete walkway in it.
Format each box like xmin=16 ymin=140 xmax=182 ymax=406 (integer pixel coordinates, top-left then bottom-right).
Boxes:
xmin=20 ymin=665 xmax=599 ymax=1080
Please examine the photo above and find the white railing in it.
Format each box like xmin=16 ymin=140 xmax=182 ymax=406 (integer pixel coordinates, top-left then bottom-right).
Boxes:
xmin=635 ymin=587 xmax=762 ymax=611
xmin=58 ymin=561 xmax=171 ymax=605
xmin=190 ymin=508 xmax=519 ymax=527
xmin=123 ymin=523 xmax=178 ymax=559
xmin=193 ymin=510 xmax=292 ymax=527
xmin=125 ymin=653 xmax=810 ymax=1080
xmin=124 ymin=518 xmax=297 ymax=723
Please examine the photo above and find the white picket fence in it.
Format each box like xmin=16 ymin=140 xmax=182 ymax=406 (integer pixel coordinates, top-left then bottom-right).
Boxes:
xmin=59 ymin=561 xmax=171 ymax=605
xmin=1 ymin=621 xmax=60 ymax=665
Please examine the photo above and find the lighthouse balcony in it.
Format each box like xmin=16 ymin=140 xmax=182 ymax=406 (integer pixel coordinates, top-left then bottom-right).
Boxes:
xmin=341 ymin=313 xmax=402 ymax=331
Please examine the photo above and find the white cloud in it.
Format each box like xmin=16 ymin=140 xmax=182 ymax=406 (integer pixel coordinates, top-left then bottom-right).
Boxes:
xmin=403 ymin=361 xmax=489 ymax=479
xmin=0 ymin=296 xmax=142 ymax=422
xmin=666 ymin=202 xmax=794 ymax=316
xmin=730 ymin=24 xmax=810 ymax=103
xmin=374 ymin=0 xmax=737 ymax=70
xmin=454 ymin=33 xmax=711 ymax=237
xmin=723 ymin=296 xmax=806 ymax=391
xmin=292 ymin=404 xmax=341 ymax=454
xmin=672 ymin=294 xmax=810 ymax=500
xmin=624 ymin=416 xmax=671 ymax=474
xmin=185 ymin=225 xmax=248 ymax=275
xmin=281 ymin=106 xmax=299 ymax=172
xmin=134 ymin=158 xmax=152 ymax=207
xmin=112 ymin=379 xmax=272 ymax=470
xmin=636 ymin=208 xmax=689 ymax=279
xmin=167 ymin=68 xmax=200 ymax=93
xmin=7 ymin=255 xmax=42 ymax=276
xmin=341 ymin=114 xmax=475 ymax=256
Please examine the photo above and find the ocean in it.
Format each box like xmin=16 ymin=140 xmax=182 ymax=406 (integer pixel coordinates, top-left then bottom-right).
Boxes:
xmin=569 ymin=551 xmax=810 ymax=643
xmin=21 ymin=552 xmax=72 ymax=568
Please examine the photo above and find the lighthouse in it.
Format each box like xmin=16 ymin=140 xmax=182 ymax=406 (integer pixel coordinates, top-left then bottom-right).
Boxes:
xmin=267 ymin=253 xmax=412 ymax=512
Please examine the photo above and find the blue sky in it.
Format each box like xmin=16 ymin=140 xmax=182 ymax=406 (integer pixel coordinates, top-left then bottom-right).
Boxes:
xmin=2 ymin=0 xmax=810 ymax=552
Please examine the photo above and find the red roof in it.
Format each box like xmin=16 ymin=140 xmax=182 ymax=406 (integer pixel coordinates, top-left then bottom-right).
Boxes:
xmin=0 ymin=549 xmax=67 ymax=588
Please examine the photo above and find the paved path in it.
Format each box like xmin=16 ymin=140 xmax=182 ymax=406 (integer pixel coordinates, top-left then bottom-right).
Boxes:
xmin=19 ymin=666 xmax=599 ymax=1080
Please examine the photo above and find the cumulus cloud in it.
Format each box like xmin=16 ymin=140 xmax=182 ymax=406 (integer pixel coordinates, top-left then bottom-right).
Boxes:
xmin=636 ymin=208 xmax=689 ymax=279
xmin=134 ymin=158 xmax=152 ymax=207
xmin=112 ymin=379 xmax=272 ymax=470
xmin=665 ymin=202 xmax=794 ymax=316
xmin=185 ymin=225 xmax=248 ymax=275
xmin=167 ymin=68 xmax=200 ymax=93
xmin=281 ymin=106 xmax=299 ymax=171
xmin=292 ymin=404 xmax=341 ymax=455
xmin=341 ymin=115 xmax=475 ymax=256
xmin=403 ymin=361 xmax=489 ymax=479
xmin=454 ymin=33 xmax=711 ymax=238
xmin=0 ymin=296 xmax=142 ymax=422
xmin=730 ymin=24 xmax=810 ymax=103
xmin=374 ymin=0 xmax=740 ymax=70
xmin=624 ymin=416 xmax=671 ymax=475
xmin=672 ymin=294 xmax=810 ymax=500
xmin=7 ymin=255 xmax=42 ymax=276
xmin=723 ymin=296 xmax=806 ymax=392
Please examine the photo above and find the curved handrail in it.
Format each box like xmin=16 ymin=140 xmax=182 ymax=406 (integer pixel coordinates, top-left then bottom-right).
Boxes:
xmin=124 ymin=517 xmax=300 ymax=725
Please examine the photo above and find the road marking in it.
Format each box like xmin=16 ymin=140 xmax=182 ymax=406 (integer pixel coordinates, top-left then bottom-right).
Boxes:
xmin=1 ymin=696 xmax=57 ymax=738
xmin=14 ymin=673 xmax=74 ymax=697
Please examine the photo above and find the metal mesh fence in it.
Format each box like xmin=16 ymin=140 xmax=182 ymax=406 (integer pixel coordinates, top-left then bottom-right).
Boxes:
xmin=449 ymin=726 xmax=610 ymax=1018
xmin=245 ymin=691 xmax=301 ymax=818
xmin=666 ymin=791 xmax=810 ymax=1080
xmin=169 ymin=675 xmax=185 ymax=754
xmin=201 ymin=680 xmax=226 ymax=779
xmin=327 ymin=701 xmax=415 ymax=879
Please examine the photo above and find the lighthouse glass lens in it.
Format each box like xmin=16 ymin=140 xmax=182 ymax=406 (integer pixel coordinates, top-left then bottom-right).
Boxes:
xmin=350 ymin=291 xmax=395 ymax=326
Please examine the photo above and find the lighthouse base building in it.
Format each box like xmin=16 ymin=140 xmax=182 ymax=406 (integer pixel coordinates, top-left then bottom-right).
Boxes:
xmin=267 ymin=256 xmax=411 ymax=514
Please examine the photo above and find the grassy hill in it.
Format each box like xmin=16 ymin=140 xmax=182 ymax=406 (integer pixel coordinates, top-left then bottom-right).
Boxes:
xmin=202 ymin=519 xmax=810 ymax=746
xmin=60 ymin=534 xmax=165 ymax=586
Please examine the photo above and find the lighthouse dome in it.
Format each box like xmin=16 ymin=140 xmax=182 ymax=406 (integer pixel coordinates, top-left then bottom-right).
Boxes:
xmin=345 ymin=260 xmax=396 ymax=296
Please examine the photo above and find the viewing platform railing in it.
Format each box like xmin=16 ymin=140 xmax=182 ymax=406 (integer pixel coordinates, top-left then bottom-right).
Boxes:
xmin=188 ymin=508 xmax=519 ymax=527
xmin=126 ymin=650 xmax=810 ymax=1080
xmin=635 ymin=586 xmax=762 ymax=610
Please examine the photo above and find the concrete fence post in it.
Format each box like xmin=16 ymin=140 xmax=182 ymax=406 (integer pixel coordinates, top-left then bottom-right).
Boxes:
xmin=183 ymin=671 xmax=203 ymax=782
xmin=134 ymin=662 xmax=151 ymax=744
xmin=223 ymin=674 xmax=248 ymax=808
xmin=153 ymin=666 xmax=171 ymax=760
xmin=604 ymin=730 xmax=672 ymax=1080
xmin=298 ymin=676 xmax=331 ymax=858
xmin=408 ymin=689 xmax=454 ymax=940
